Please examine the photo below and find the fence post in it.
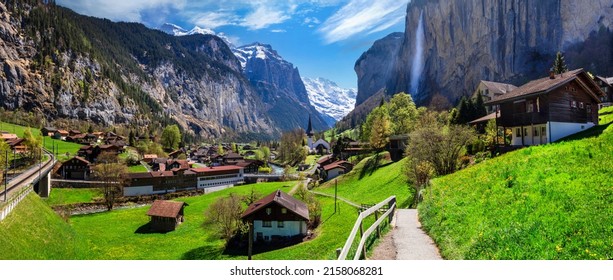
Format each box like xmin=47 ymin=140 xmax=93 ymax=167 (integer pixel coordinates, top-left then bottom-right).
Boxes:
xmin=374 ymin=211 xmax=380 ymax=238
xmin=359 ymin=221 xmax=366 ymax=259
xmin=388 ymin=197 xmax=396 ymax=224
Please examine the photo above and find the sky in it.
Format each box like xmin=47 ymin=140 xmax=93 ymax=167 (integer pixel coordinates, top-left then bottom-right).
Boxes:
xmin=55 ymin=0 xmax=410 ymax=89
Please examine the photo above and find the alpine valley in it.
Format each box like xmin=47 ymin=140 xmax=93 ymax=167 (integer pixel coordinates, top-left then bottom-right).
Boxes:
xmin=0 ymin=0 xmax=339 ymax=141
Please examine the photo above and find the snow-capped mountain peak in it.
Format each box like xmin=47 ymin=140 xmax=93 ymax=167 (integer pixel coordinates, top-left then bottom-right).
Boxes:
xmin=159 ymin=23 xmax=233 ymax=47
xmin=232 ymin=43 xmax=287 ymax=70
xmin=302 ymin=77 xmax=357 ymax=124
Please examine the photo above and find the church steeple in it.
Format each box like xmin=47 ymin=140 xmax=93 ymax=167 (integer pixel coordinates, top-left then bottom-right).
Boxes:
xmin=306 ymin=115 xmax=314 ymax=137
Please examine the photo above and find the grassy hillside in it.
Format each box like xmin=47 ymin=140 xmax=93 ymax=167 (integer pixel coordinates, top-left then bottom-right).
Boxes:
xmin=0 ymin=121 xmax=82 ymax=160
xmin=46 ymin=188 xmax=103 ymax=206
xmin=317 ymin=154 xmax=413 ymax=208
xmin=0 ymin=193 xmax=86 ymax=259
xmin=419 ymin=121 xmax=613 ymax=259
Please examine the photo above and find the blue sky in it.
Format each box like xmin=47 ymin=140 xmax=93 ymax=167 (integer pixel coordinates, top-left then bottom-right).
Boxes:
xmin=56 ymin=0 xmax=409 ymax=89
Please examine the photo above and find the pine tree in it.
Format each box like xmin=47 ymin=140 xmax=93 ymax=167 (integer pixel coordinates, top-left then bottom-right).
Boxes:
xmin=552 ymin=51 xmax=568 ymax=74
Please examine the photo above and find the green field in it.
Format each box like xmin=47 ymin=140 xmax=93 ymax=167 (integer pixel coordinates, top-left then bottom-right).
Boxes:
xmin=128 ymin=164 xmax=149 ymax=173
xmin=0 ymin=121 xmax=82 ymax=161
xmin=46 ymin=188 xmax=103 ymax=206
xmin=419 ymin=121 xmax=613 ymax=260
xmin=0 ymin=193 xmax=86 ymax=259
xmin=316 ymin=154 xmax=413 ymax=208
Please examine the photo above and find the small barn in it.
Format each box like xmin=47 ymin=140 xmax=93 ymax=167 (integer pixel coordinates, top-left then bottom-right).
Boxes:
xmin=147 ymin=200 xmax=187 ymax=232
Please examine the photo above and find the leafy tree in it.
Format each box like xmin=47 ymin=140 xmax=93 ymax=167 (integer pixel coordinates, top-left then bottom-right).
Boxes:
xmin=295 ymin=186 xmax=322 ymax=229
xmin=23 ymin=128 xmax=42 ymax=162
xmin=0 ymin=141 xmax=9 ymax=184
xmin=93 ymin=153 xmax=127 ymax=211
xmin=87 ymin=125 xmax=94 ymax=134
xmin=388 ymin=92 xmax=419 ymax=135
xmin=368 ymin=106 xmax=391 ymax=152
xmin=204 ymin=193 xmax=246 ymax=243
xmin=217 ymin=144 xmax=225 ymax=156
xmin=404 ymin=157 xmax=435 ymax=208
xmin=259 ymin=146 xmax=270 ymax=166
xmin=279 ymin=129 xmax=307 ymax=166
xmin=552 ymin=51 xmax=568 ymax=74
xmin=161 ymin=125 xmax=181 ymax=151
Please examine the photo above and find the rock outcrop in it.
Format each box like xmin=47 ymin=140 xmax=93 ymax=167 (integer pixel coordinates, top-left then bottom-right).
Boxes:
xmin=355 ymin=0 xmax=613 ymax=114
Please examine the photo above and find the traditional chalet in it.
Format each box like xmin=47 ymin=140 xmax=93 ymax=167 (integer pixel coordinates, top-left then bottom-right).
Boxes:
xmin=316 ymin=155 xmax=335 ymax=167
xmin=473 ymin=80 xmax=518 ymax=114
xmin=0 ymin=132 xmax=17 ymax=141
xmin=57 ymin=156 xmax=91 ymax=180
xmin=168 ymin=149 xmax=183 ymax=159
xmin=594 ymin=76 xmax=613 ymax=107
xmin=321 ymin=160 xmax=353 ymax=181
xmin=41 ymin=127 xmax=57 ymax=137
xmin=53 ymin=130 xmax=69 ymax=140
xmin=147 ymin=200 xmax=187 ymax=232
xmin=99 ymin=144 xmax=122 ymax=155
xmin=242 ymin=190 xmax=309 ymax=243
xmin=69 ymin=130 xmax=82 ymax=136
xmin=235 ymin=159 xmax=265 ymax=174
xmin=485 ymin=69 xmax=604 ymax=146
xmin=143 ymin=154 xmax=158 ymax=164
xmin=222 ymin=152 xmax=244 ymax=164
xmin=77 ymin=145 xmax=100 ymax=162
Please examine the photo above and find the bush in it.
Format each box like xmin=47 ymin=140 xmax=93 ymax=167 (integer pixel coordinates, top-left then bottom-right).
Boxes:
xmin=258 ymin=167 xmax=272 ymax=174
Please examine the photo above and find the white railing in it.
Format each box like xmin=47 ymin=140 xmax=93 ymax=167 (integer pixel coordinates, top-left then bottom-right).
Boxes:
xmin=0 ymin=184 xmax=32 ymax=221
xmin=337 ymin=196 xmax=396 ymax=260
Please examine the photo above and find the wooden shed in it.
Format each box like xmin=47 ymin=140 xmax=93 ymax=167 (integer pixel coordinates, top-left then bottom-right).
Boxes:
xmin=147 ymin=200 xmax=187 ymax=232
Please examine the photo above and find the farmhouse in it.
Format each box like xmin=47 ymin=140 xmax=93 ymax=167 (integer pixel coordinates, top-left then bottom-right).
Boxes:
xmin=594 ymin=75 xmax=613 ymax=108
xmin=242 ymin=190 xmax=309 ymax=243
xmin=57 ymin=156 xmax=91 ymax=180
xmin=147 ymin=200 xmax=187 ymax=232
xmin=473 ymin=80 xmax=517 ymax=114
xmin=485 ymin=69 xmax=604 ymax=146
xmin=321 ymin=160 xmax=353 ymax=181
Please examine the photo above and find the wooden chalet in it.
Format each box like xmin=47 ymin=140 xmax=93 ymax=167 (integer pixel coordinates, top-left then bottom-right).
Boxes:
xmin=0 ymin=132 xmax=17 ymax=141
xmin=485 ymin=69 xmax=605 ymax=146
xmin=168 ymin=149 xmax=183 ymax=159
xmin=235 ymin=159 xmax=264 ymax=174
xmin=594 ymin=75 xmax=613 ymax=107
xmin=147 ymin=200 xmax=187 ymax=232
xmin=69 ymin=130 xmax=82 ymax=136
xmin=41 ymin=127 xmax=57 ymax=137
xmin=321 ymin=160 xmax=353 ymax=181
xmin=143 ymin=154 xmax=158 ymax=164
xmin=57 ymin=156 xmax=91 ymax=180
xmin=53 ymin=130 xmax=69 ymax=140
xmin=242 ymin=190 xmax=309 ymax=244
xmin=473 ymin=80 xmax=518 ymax=114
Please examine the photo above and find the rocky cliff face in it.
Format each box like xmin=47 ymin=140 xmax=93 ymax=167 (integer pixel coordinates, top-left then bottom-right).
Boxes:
xmin=0 ymin=2 xmax=276 ymax=140
xmin=234 ymin=43 xmax=329 ymax=132
xmin=355 ymin=0 xmax=613 ymax=111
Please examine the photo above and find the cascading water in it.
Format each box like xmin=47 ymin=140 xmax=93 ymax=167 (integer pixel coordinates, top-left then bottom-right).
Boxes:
xmin=410 ymin=10 xmax=425 ymax=95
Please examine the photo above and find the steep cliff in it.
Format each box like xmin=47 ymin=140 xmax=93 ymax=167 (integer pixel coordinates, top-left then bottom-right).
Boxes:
xmin=354 ymin=0 xmax=613 ymax=115
xmin=0 ymin=1 xmax=276 ymax=140
xmin=234 ymin=43 xmax=329 ymax=132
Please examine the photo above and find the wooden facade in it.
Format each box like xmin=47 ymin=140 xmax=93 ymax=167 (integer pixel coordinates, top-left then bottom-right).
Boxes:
xmin=57 ymin=156 xmax=91 ymax=180
xmin=147 ymin=200 xmax=186 ymax=232
xmin=487 ymin=69 xmax=604 ymax=145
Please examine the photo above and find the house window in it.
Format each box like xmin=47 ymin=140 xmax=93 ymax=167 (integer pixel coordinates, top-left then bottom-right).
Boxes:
xmin=579 ymin=102 xmax=584 ymax=109
xmin=524 ymin=128 xmax=528 ymax=137
xmin=570 ymin=101 xmax=577 ymax=108
xmin=533 ymin=127 xmax=539 ymax=137
xmin=266 ymin=208 xmax=271 ymax=215
xmin=516 ymin=128 xmax=521 ymax=137
xmin=262 ymin=221 xmax=272 ymax=227
xmin=277 ymin=221 xmax=284 ymax=228
xmin=281 ymin=208 xmax=287 ymax=214
xmin=526 ymin=100 xmax=534 ymax=113
xmin=541 ymin=127 xmax=547 ymax=136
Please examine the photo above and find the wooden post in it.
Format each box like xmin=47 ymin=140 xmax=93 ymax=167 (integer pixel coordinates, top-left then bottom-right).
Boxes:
xmin=359 ymin=221 xmax=366 ymax=259
xmin=374 ymin=211 xmax=380 ymax=238
xmin=388 ymin=197 xmax=395 ymax=224
xmin=247 ymin=221 xmax=253 ymax=260
xmin=336 ymin=248 xmax=341 ymax=259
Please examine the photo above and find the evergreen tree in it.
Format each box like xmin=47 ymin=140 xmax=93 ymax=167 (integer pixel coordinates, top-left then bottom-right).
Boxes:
xmin=552 ymin=51 xmax=568 ymax=74
xmin=128 ymin=130 xmax=135 ymax=147
xmin=473 ymin=93 xmax=487 ymax=118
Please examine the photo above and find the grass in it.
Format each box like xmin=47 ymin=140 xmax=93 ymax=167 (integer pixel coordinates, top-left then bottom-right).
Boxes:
xmin=0 ymin=193 xmax=87 ymax=259
xmin=419 ymin=122 xmax=613 ymax=260
xmin=128 ymin=164 xmax=148 ymax=173
xmin=316 ymin=154 xmax=413 ymax=208
xmin=45 ymin=188 xmax=103 ymax=206
xmin=1 ymin=121 xmax=82 ymax=161
xmin=64 ymin=181 xmax=366 ymax=260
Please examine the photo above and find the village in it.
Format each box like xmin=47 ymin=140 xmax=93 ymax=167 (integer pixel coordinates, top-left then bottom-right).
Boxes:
xmin=1 ymin=62 xmax=612 ymax=260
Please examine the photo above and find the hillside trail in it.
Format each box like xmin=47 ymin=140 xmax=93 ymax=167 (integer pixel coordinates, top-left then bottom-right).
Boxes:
xmin=371 ymin=209 xmax=442 ymax=260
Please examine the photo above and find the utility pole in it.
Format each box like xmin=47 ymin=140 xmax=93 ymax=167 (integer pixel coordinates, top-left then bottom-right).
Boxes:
xmin=334 ymin=178 xmax=337 ymax=213
xmin=4 ymin=149 xmax=8 ymax=202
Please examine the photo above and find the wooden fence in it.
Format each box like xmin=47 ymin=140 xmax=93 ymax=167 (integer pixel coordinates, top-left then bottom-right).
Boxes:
xmin=337 ymin=195 xmax=396 ymax=260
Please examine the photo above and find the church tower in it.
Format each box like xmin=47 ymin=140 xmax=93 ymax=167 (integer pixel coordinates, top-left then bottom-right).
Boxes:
xmin=306 ymin=115 xmax=314 ymax=150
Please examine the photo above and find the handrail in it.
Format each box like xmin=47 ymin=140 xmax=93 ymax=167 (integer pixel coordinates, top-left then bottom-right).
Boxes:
xmin=1 ymin=149 xmax=55 ymax=200
xmin=337 ymin=195 xmax=396 ymax=260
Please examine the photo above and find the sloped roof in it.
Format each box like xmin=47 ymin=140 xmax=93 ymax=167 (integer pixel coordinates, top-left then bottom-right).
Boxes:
xmin=317 ymin=155 xmax=332 ymax=164
xmin=241 ymin=190 xmax=309 ymax=221
xmin=147 ymin=200 xmax=185 ymax=218
xmin=468 ymin=112 xmax=499 ymax=124
xmin=323 ymin=160 xmax=351 ymax=171
xmin=70 ymin=156 xmax=91 ymax=165
xmin=480 ymin=81 xmax=517 ymax=95
xmin=487 ymin=69 xmax=602 ymax=104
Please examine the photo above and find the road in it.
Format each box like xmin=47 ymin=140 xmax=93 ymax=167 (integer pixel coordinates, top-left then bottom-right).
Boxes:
xmin=392 ymin=209 xmax=442 ymax=260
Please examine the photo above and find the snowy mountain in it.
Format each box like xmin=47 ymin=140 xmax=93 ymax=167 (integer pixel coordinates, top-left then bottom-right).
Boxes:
xmin=159 ymin=23 xmax=233 ymax=47
xmin=232 ymin=43 xmax=288 ymax=70
xmin=302 ymin=77 xmax=357 ymax=125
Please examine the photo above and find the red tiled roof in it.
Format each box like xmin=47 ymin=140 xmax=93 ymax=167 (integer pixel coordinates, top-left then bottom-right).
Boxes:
xmin=323 ymin=160 xmax=351 ymax=171
xmin=128 ymin=172 xmax=152 ymax=179
xmin=150 ymin=171 xmax=174 ymax=177
xmin=241 ymin=190 xmax=309 ymax=221
xmin=317 ymin=155 xmax=332 ymax=164
xmin=147 ymin=200 xmax=185 ymax=218
xmin=191 ymin=165 xmax=243 ymax=173
xmin=143 ymin=154 xmax=158 ymax=159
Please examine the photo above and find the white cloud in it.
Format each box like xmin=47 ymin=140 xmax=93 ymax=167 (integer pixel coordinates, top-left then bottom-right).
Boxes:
xmin=271 ymin=29 xmax=287 ymax=33
xmin=240 ymin=4 xmax=291 ymax=30
xmin=304 ymin=17 xmax=321 ymax=25
xmin=192 ymin=11 xmax=239 ymax=29
xmin=319 ymin=0 xmax=409 ymax=44
xmin=57 ymin=0 xmax=186 ymax=24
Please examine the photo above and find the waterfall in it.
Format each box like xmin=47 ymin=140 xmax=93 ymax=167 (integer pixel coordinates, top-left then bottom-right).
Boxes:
xmin=410 ymin=10 xmax=425 ymax=95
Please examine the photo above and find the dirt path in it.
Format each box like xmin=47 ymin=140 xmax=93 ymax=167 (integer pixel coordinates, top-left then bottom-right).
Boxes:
xmin=371 ymin=209 xmax=442 ymax=260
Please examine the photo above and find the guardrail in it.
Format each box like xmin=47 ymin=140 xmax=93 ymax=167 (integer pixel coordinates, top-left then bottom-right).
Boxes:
xmin=0 ymin=149 xmax=55 ymax=221
xmin=337 ymin=196 xmax=396 ymax=260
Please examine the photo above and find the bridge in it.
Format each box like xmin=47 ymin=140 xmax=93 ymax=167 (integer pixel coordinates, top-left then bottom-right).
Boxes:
xmin=0 ymin=149 xmax=56 ymax=221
